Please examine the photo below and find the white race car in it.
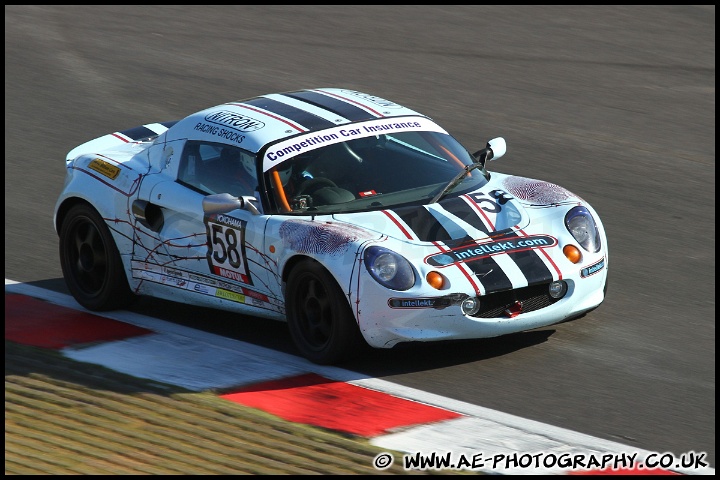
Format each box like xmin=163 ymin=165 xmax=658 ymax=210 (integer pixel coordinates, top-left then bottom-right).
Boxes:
xmin=55 ymin=88 xmax=608 ymax=364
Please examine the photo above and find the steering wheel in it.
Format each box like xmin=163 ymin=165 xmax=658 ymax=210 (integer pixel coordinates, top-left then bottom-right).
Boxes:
xmin=296 ymin=177 xmax=338 ymax=195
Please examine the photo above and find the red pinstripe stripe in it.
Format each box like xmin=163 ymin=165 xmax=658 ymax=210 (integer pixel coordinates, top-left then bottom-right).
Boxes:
xmin=517 ymin=228 xmax=563 ymax=279
xmin=74 ymin=168 xmax=138 ymax=197
xmin=463 ymin=194 xmax=496 ymax=230
xmin=111 ymin=132 xmax=131 ymax=142
xmin=381 ymin=210 xmax=413 ymax=239
xmin=432 ymin=241 xmax=482 ymax=296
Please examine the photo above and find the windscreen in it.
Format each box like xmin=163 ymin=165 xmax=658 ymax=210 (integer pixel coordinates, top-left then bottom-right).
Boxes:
xmin=263 ymin=118 xmax=487 ymax=213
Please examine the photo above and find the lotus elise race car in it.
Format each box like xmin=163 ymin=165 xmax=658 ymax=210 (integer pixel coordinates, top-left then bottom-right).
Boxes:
xmin=55 ymin=88 xmax=608 ymax=364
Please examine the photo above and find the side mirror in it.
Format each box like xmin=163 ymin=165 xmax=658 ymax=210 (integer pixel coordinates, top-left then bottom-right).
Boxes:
xmin=472 ymin=137 xmax=507 ymax=167
xmin=202 ymin=193 xmax=261 ymax=215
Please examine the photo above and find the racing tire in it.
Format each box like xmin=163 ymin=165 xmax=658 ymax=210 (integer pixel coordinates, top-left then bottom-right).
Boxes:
xmin=286 ymin=260 xmax=366 ymax=365
xmin=59 ymin=203 xmax=135 ymax=311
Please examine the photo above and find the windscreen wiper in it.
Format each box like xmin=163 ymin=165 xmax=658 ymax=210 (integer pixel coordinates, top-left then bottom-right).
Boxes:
xmin=430 ymin=163 xmax=484 ymax=204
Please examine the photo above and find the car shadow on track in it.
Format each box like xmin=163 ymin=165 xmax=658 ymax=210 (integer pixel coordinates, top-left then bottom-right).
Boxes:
xmin=24 ymin=278 xmax=558 ymax=378
xmin=341 ymin=329 xmax=556 ymax=376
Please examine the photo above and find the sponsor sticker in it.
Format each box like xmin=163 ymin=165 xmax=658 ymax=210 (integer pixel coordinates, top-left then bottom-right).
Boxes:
xmin=388 ymin=297 xmax=452 ymax=309
xmin=426 ymin=235 xmax=558 ymax=267
xmin=215 ymin=288 xmax=246 ymax=303
xmin=338 ymin=89 xmax=404 ymax=109
xmin=204 ymin=110 xmax=265 ymax=132
xmin=130 ymin=261 xmax=274 ymax=309
xmin=581 ymin=257 xmax=605 ymax=278
xmin=88 ymin=158 xmax=120 ymax=180
xmin=205 ymin=213 xmax=252 ymax=285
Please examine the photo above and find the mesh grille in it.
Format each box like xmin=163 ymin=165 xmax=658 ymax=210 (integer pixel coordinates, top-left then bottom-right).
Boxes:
xmin=472 ymin=283 xmax=559 ymax=318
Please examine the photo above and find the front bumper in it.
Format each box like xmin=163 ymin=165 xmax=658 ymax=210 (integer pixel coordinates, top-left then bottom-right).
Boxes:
xmin=354 ymin=263 xmax=607 ymax=349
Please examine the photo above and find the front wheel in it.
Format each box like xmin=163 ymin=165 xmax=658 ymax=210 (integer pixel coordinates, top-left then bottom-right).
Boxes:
xmin=59 ymin=203 xmax=135 ymax=311
xmin=285 ymin=260 xmax=366 ymax=365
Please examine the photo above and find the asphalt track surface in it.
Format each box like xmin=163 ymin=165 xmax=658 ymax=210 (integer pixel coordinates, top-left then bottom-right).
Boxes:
xmin=5 ymin=5 xmax=715 ymax=469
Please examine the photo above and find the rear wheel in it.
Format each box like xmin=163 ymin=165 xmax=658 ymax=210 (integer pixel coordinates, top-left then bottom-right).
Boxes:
xmin=59 ymin=203 xmax=134 ymax=311
xmin=285 ymin=260 xmax=365 ymax=365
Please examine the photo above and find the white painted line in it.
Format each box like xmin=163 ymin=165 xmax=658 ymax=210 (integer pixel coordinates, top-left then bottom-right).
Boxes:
xmin=63 ymin=333 xmax=309 ymax=391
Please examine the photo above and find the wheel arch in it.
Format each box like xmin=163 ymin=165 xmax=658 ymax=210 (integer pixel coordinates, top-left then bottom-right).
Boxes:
xmin=281 ymin=254 xmax=354 ymax=311
xmin=57 ymin=201 xmax=136 ymax=311
xmin=55 ymin=196 xmax=137 ymax=290
xmin=281 ymin=253 xmax=315 ymax=285
xmin=283 ymin=254 xmax=366 ymax=364
xmin=55 ymin=196 xmax=94 ymax=235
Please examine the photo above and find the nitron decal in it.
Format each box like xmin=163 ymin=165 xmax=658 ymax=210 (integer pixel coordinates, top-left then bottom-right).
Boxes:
xmin=204 ymin=110 xmax=265 ymax=132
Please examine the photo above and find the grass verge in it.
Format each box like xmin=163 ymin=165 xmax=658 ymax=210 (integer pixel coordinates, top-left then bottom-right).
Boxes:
xmin=5 ymin=341 xmax=478 ymax=475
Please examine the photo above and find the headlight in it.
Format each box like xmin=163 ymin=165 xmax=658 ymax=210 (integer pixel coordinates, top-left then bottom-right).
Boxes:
xmin=564 ymin=206 xmax=601 ymax=253
xmin=364 ymin=246 xmax=415 ymax=291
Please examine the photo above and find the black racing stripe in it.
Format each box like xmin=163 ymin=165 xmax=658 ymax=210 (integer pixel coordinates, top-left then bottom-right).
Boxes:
xmin=437 ymin=236 xmax=514 ymax=293
xmin=443 ymin=238 xmax=475 ymax=249
xmin=160 ymin=120 xmax=179 ymax=128
xmin=119 ymin=125 xmax=157 ymax=141
xmin=392 ymin=205 xmax=452 ymax=242
xmin=495 ymin=232 xmax=555 ymax=286
xmin=438 ymin=197 xmax=492 ymax=236
xmin=242 ymin=97 xmax=337 ymax=130
xmin=392 ymin=200 xmax=511 ymax=291
xmin=442 ymin=197 xmax=554 ymax=287
xmin=465 ymin=256 xmax=514 ymax=293
xmin=508 ymin=248 xmax=554 ymax=285
xmin=284 ymin=91 xmax=380 ymax=122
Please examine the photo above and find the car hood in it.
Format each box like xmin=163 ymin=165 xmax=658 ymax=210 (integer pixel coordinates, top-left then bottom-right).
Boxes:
xmin=333 ymin=186 xmax=531 ymax=245
xmin=331 ymin=180 xmax=582 ymax=293
xmin=65 ymin=122 xmax=175 ymax=162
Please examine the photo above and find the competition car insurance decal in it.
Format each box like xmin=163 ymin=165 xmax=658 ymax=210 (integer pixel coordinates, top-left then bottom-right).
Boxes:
xmin=262 ymin=116 xmax=447 ymax=171
xmin=204 ymin=213 xmax=253 ymax=285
